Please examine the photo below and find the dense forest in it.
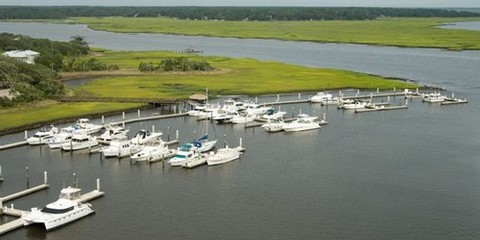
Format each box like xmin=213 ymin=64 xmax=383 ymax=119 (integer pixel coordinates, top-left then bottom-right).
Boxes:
xmin=0 ymin=6 xmax=478 ymax=21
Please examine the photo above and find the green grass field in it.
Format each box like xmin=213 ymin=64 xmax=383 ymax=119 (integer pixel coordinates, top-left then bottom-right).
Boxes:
xmin=75 ymin=50 xmax=418 ymax=99
xmin=67 ymin=17 xmax=480 ymax=50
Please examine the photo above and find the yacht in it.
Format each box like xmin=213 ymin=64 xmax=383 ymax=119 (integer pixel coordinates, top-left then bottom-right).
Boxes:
xmin=95 ymin=124 xmax=129 ymax=145
xmin=129 ymin=129 xmax=162 ymax=145
xmin=281 ymin=114 xmax=321 ymax=132
xmin=47 ymin=126 xmax=79 ymax=149
xmin=130 ymin=140 xmax=176 ymax=162
xmin=191 ymin=134 xmax=217 ymax=153
xmin=61 ymin=134 xmax=98 ymax=151
xmin=206 ymin=146 xmax=242 ymax=166
xmin=423 ymin=92 xmax=447 ymax=103
xmin=244 ymin=104 xmax=273 ymax=116
xmin=213 ymin=110 xmax=238 ymax=124
xmin=74 ymin=118 xmax=104 ymax=134
xmin=101 ymin=136 xmax=143 ymax=158
xmin=231 ymin=113 xmax=255 ymax=124
xmin=168 ymin=143 xmax=203 ymax=167
xmin=261 ymin=118 xmax=285 ymax=132
xmin=26 ymin=125 xmax=59 ymax=145
xmin=222 ymin=99 xmax=246 ymax=113
xmin=310 ymin=92 xmax=341 ymax=105
xmin=339 ymin=99 xmax=368 ymax=110
xmin=258 ymin=108 xmax=287 ymax=121
xmin=181 ymin=152 xmax=208 ymax=168
xmin=22 ymin=186 xmax=94 ymax=231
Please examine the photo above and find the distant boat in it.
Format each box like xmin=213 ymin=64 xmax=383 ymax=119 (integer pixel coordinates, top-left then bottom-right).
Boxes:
xmin=101 ymin=135 xmax=143 ymax=158
xmin=261 ymin=118 xmax=285 ymax=132
xmin=22 ymin=186 xmax=94 ymax=231
xmin=168 ymin=143 xmax=204 ymax=167
xmin=27 ymin=125 xmax=59 ymax=145
xmin=74 ymin=118 xmax=104 ymax=134
xmin=61 ymin=134 xmax=98 ymax=151
xmin=281 ymin=114 xmax=321 ymax=132
xmin=423 ymin=92 xmax=447 ymax=103
xmin=95 ymin=124 xmax=129 ymax=145
xmin=206 ymin=146 xmax=242 ymax=166
xmin=130 ymin=139 xmax=176 ymax=163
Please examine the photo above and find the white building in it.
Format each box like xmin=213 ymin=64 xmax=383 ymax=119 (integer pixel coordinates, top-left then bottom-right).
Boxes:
xmin=2 ymin=50 xmax=40 ymax=64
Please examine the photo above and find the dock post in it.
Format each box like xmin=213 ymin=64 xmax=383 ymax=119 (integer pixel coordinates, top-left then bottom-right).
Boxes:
xmin=176 ymin=130 xmax=179 ymax=140
xmin=138 ymin=109 xmax=141 ymax=118
xmin=173 ymin=105 xmax=177 ymax=114
xmin=394 ymin=87 xmax=396 ymax=92
xmin=122 ymin=112 xmax=125 ymax=120
xmin=167 ymin=127 xmax=170 ymax=141
xmin=298 ymin=93 xmax=301 ymax=100
xmin=239 ymin=137 xmax=243 ymax=148
xmin=24 ymin=130 xmax=28 ymax=140
xmin=356 ymin=89 xmax=360 ymax=96
xmin=377 ymin=88 xmax=379 ymax=93
xmin=323 ymin=112 xmax=326 ymax=122
xmin=122 ymin=121 xmax=125 ymax=129
xmin=276 ymin=94 xmax=280 ymax=102
xmin=26 ymin=166 xmax=29 ymax=187
xmin=387 ymin=96 xmax=390 ymax=102
xmin=255 ymin=97 xmax=258 ymax=103
xmin=44 ymin=171 xmax=48 ymax=184
xmin=102 ymin=115 xmax=105 ymax=124
xmin=96 ymin=178 xmax=100 ymax=192
xmin=152 ymin=125 xmax=155 ymax=133
xmin=299 ymin=109 xmax=302 ymax=115
xmin=452 ymin=92 xmax=455 ymax=99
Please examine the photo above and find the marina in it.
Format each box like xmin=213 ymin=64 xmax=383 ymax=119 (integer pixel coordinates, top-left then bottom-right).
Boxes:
xmin=0 ymin=21 xmax=478 ymax=240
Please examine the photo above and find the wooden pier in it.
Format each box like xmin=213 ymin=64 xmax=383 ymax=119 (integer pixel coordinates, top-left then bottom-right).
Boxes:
xmin=0 ymin=141 xmax=27 ymax=151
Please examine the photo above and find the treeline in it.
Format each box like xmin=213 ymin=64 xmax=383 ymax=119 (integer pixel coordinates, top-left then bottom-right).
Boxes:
xmin=0 ymin=55 xmax=63 ymax=107
xmin=139 ymin=57 xmax=213 ymax=72
xmin=0 ymin=6 xmax=478 ymax=21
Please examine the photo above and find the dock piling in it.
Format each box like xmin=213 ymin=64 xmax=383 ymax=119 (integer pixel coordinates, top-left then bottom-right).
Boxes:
xmin=24 ymin=130 xmax=28 ymax=140
xmin=152 ymin=125 xmax=155 ymax=133
xmin=44 ymin=171 xmax=48 ymax=184
xmin=138 ymin=109 xmax=141 ymax=118
xmin=102 ymin=115 xmax=105 ymax=124
xmin=96 ymin=178 xmax=100 ymax=192
xmin=176 ymin=130 xmax=179 ymax=140
xmin=167 ymin=126 xmax=170 ymax=141
xmin=122 ymin=112 xmax=125 ymax=120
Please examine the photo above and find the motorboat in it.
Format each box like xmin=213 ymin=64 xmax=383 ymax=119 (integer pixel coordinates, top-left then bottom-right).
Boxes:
xmin=261 ymin=118 xmax=285 ymax=132
xmin=47 ymin=127 xmax=78 ymax=149
xmin=168 ymin=143 xmax=204 ymax=167
xmin=74 ymin=118 xmax=104 ymax=134
xmin=191 ymin=134 xmax=217 ymax=153
xmin=181 ymin=152 xmax=208 ymax=168
xmin=22 ymin=186 xmax=94 ymax=231
xmin=95 ymin=124 xmax=129 ymax=145
xmin=244 ymin=104 xmax=273 ymax=116
xmin=213 ymin=110 xmax=238 ymax=124
xmin=222 ymin=98 xmax=246 ymax=113
xmin=281 ymin=114 xmax=321 ymax=132
xmin=61 ymin=134 xmax=98 ymax=151
xmin=130 ymin=140 xmax=176 ymax=162
xmin=129 ymin=129 xmax=162 ymax=145
xmin=187 ymin=104 xmax=206 ymax=117
xmin=231 ymin=113 xmax=256 ymax=124
xmin=423 ymin=92 xmax=447 ymax=103
xmin=26 ymin=125 xmax=59 ymax=145
xmin=339 ymin=99 xmax=368 ymax=110
xmin=310 ymin=92 xmax=341 ymax=105
xmin=206 ymin=146 xmax=242 ymax=166
xmin=258 ymin=108 xmax=287 ymax=121
xmin=101 ymin=136 xmax=143 ymax=158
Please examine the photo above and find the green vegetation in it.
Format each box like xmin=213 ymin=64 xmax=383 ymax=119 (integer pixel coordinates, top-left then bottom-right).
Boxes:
xmin=139 ymin=57 xmax=213 ymax=72
xmin=75 ymin=50 xmax=417 ymax=99
xmin=69 ymin=17 xmax=480 ymax=50
xmin=0 ymin=6 xmax=477 ymax=20
xmin=0 ymin=101 xmax=144 ymax=132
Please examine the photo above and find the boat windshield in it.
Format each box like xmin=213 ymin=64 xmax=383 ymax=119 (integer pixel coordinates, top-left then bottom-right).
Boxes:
xmin=41 ymin=206 xmax=74 ymax=214
xmin=175 ymin=154 xmax=186 ymax=159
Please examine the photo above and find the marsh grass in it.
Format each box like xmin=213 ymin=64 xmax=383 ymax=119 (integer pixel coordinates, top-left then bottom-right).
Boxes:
xmin=68 ymin=17 xmax=480 ymax=50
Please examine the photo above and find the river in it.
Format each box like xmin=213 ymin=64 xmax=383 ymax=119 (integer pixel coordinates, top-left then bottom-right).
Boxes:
xmin=0 ymin=22 xmax=479 ymax=240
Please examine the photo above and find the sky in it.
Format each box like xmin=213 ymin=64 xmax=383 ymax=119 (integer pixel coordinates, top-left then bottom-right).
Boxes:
xmin=0 ymin=0 xmax=478 ymax=8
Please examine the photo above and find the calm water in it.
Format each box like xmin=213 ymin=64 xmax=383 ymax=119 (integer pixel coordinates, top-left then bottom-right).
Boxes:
xmin=441 ymin=21 xmax=480 ymax=31
xmin=0 ymin=22 xmax=480 ymax=240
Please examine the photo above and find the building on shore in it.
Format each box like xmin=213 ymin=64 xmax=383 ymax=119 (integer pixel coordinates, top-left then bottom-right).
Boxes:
xmin=2 ymin=50 xmax=40 ymax=64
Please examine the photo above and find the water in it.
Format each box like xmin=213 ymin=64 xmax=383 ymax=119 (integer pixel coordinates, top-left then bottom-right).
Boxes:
xmin=0 ymin=22 xmax=479 ymax=239
xmin=441 ymin=21 xmax=480 ymax=31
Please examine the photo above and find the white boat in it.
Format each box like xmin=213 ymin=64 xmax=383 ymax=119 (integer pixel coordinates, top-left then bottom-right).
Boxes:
xmin=191 ymin=134 xmax=217 ymax=153
xmin=26 ymin=125 xmax=59 ymax=145
xmin=231 ymin=113 xmax=256 ymax=124
xmin=130 ymin=140 xmax=176 ymax=162
xmin=206 ymin=146 xmax=242 ymax=166
xmin=95 ymin=124 xmax=129 ymax=145
xmin=310 ymin=92 xmax=341 ymax=105
xmin=213 ymin=110 xmax=239 ymax=124
xmin=222 ymin=98 xmax=246 ymax=113
xmin=423 ymin=92 xmax=447 ymax=103
xmin=74 ymin=118 xmax=104 ymax=134
xmin=340 ymin=99 xmax=368 ymax=110
xmin=129 ymin=129 xmax=162 ymax=145
xmin=168 ymin=143 xmax=203 ymax=167
xmin=244 ymin=104 xmax=273 ymax=116
xmin=61 ymin=134 xmax=98 ymax=151
xmin=101 ymin=136 xmax=143 ymax=158
xmin=261 ymin=118 xmax=285 ymax=132
xmin=258 ymin=108 xmax=287 ymax=121
xmin=281 ymin=114 xmax=321 ymax=132
xmin=47 ymin=126 xmax=80 ymax=149
xmin=22 ymin=186 xmax=94 ymax=231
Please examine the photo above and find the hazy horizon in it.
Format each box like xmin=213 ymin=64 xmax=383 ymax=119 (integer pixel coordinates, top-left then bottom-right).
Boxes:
xmin=0 ymin=0 xmax=479 ymax=8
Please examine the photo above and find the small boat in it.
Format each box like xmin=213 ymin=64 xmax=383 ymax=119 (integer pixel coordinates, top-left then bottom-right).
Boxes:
xmin=422 ymin=92 xmax=447 ymax=103
xmin=74 ymin=118 xmax=104 ymax=134
xmin=168 ymin=143 xmax=203 ymax=167
xmin=130 ymin=140 xmax=176 ymax=162
xmin=181 ymin=152 xmax=208 ymax=169
xmin=61 ymin=134 xmax=98 ymax=151
xmin=47 ymin=126 xmax=78 ymax=149
xmin=340 ymin=99 xmax=368 ymax=110
xmin=191 ymin=134 xmax=217 ymax=153
xmin=222 ymin=98 xmax=246 ymax=113
xmin=261 ymin=118 xmax=285 ymax=132
xmin=231 ymin=113 xmax=256 ymax=124
xmin=95 ymin=124 xmax=129 ymax=145
xmin=281 ymin=114 xmax=321 ymax=132
xmin=310 ymin=92 xmax=333 ymax=103
xmin=129 ymin=129 xmax=162 ymax=145
xmin=258 ymin=108 xmax=287 ymax=121
xmin=101 ymin=136 xmax=143 ymax=158
xmin=22 ymin=186 xmax=94 ymax=231
xmin=206 ymin=146 xmax=242 ymax=166
xmin=244 ymin=104 xmax=273 ymax=116
xmin=213 ymin=109 xmax=237 ymax=124
xmin=26 ymin=125 xmax=59 ymax=145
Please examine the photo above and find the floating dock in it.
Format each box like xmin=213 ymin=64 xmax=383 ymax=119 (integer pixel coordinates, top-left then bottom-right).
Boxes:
xmin=0 ymin=141 xmax=27 ymax=151
xmin=440 ymin=99 xmax=468 ymax=105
